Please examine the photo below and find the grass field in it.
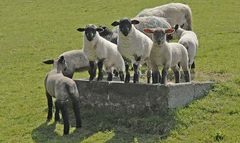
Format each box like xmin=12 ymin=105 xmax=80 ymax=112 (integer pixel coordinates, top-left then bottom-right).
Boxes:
xmin=0 ymin=0 xmax=240 ymax=142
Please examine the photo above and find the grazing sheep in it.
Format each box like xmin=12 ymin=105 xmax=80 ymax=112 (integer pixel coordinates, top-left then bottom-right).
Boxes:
xmin=174 ymin=24 xmax=198 ymax=70
xmin=43 ymin=50 xmax=92 ymax=79
xmin=144 ymin=27 xmax=191 ymax=85
xmin=43 ymin=56 xmax=81 ymax=135
xmin=137 ymin=3 xmax=193 ymax=30
xmin=77 ymin=24 xmax=125 ymax=81
xmin=111 ymin=18 xmax=153 ymax=83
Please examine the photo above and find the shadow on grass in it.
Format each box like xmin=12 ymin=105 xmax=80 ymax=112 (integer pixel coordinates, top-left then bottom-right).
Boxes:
xmin=32 ymin=108 xmax=177 ymax=143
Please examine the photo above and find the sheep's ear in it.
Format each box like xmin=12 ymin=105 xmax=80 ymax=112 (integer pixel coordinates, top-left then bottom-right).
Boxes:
xmin=131 ymin=20 xmax=140 ymax=25
xmin=111 ymin=21 xmax=120 ymax=26
xmin=43 ymin=59 xmax=54 ymax=64
xmin=96 ymin=27 xmax=104 ymax=33
xmin=180 ymin=24 xmax=184 ymax=28
xmin=174 ymin=24 xmax=179 ymax=31
xmin=99 ymin=26 xmax=107 ymax=29
xmin=165 ymin=28 xmax=175 ymax=34
xmin=143 ymin=28 xmax=154 ymax=33
xmin=77 ymin=28 xmax=85 ymax=32
xmin=58 ymin=56 xmax=65 ymax=63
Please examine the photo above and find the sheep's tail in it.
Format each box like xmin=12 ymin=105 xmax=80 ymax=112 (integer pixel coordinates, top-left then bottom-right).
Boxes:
xmin=185 ymin=5 xmax=192 ymax=31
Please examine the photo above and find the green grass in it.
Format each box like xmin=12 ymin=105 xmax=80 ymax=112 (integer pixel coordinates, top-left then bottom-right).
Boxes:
xmin=0 ymin=0 xmax=240 ymax=142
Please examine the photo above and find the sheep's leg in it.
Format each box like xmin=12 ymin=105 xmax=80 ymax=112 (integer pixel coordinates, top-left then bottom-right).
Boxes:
xmin=89 ymin=61 xmax=96 ymax=81
xmin=133 ymin=63 xmax=139 ymax=83
xmin=191 ymin=61 xmax=195 ymax=69
xmin=46 ymin=91 xmax=53 ymax=121
xmin=113 ymin=69 xmax=119 ymax=77
xmin=161 ymin=68 xmax=168 ymax=85
xmin=54 ymin=101 xmax=60 ymax=122
xmin=71 ymin=99 xmax=82 ymax=128
xmin=183 ymin=70 xmax=191 ymax=82
xmin=57 ymin=100 xmax=70 ymax=135
xmin=147 ymin=70 xmax=152 ymax=83
xmin=172 ymin=66 xmax=180 ymax=83
xmin=125 ymin=64 xmax=130 ymax=83
xmin=119 ymin=71 xmax=124 ymax=81
xmin=107 ymin=72 xmax=113 ymax=81
xmin=97 ymin=60 xmax=104 ymax=81
xmin=152 ymin=70 xmax=160 ymax=84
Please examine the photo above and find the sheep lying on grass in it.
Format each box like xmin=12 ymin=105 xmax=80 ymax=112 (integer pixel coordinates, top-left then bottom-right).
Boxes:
xmin=111 ymin=18 xmax=153 ymax=83
xmin=137 ymin=3 xmax=193 ymax=30
xmin=144 ymin=27 xmax=191 ymax=85
xmin=174 ymin=24 xmax=198 ymax=71
xmin=43 ymin=56 xmax=81 ymax=135
xmin=77 ymin=24 xmax=125 ymax=81
xmin=43 ymin=50 xmax=92 ymax=79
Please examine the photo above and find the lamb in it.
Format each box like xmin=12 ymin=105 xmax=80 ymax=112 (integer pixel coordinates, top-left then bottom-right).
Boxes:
xmin=77 ymin=24 xmax=125 ymax=81
xmin=174 ymin=24 xmax=198 ymax=70
xmin=111 ymin=18 xmax=153 ymax=83
xmin=99 ymin=16 xmax=172 ymax=44
xmin=43 ymin=56 xmax=81 ymax=135
xmin=43 ymin=50 xmax=92 ymax=79
xmin=136 ymin=3 xmax=193 ymax=30
xmin=144 ymin=27 xmax=191 ymax=85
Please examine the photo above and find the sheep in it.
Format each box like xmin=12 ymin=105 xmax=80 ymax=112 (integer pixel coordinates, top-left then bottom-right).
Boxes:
xmin=43 ymin=56 xmax=81 ymax=135
xmin=111 ymin=18 xmax=153 ymax=83
xmin=174 ymin=24 xmax=198 ymax=71
xmin=77 ymin=24 xmax=125 ymax=81
xmin=43 ymin=50 xmax=93 ymax=79
xmin=136 ymin=3 xmax=193 ymax=30
xmin=99 ymin=16 xmax=172 ymax=45
xmin=143 ymin=27 xmax=191 ymax=85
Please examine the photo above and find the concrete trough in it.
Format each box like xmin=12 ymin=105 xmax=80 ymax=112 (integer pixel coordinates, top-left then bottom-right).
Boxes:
xmin=75 ymin=79 xmax=214 ymax=114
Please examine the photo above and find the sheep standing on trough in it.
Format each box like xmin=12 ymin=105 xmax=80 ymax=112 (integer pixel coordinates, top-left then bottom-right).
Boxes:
xmin=43 ymin=56 xmax=81 ymax=135
xmin=144 ymin=27 xmax=191 ymax=85
xmin=136 ymin=3 xmax=193 ymax=30
xmin=174 ymin=24 xmax=198 ymax=71
xmin=43 ymin=50 xmax=93 ymax=79
xmin=77 ymin=24 xmax=125 ymax=81
xmin=111 ymin=18 xmax=153 ymax=83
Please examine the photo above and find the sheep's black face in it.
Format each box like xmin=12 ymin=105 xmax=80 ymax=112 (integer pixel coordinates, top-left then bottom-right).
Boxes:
xmin=85 ymin=27 xmax=97 ymax=41
xmin=119 ymin=19 xmax=132 ymax=36
xmin=56 ymin=56 xmax=67 ymax=72
xmin=98 ymin=26 xmax=112 ymax=37
xmin=153 ymin=30 xmax=166 ymax=45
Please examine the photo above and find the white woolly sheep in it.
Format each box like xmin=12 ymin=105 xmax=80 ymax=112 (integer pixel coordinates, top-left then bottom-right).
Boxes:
xmin=144 ymin=27 xmax=191 ymax=85
xmin=43 ymin=56 xmax=81 ymax=135
xmin=174 ymin=24 xmax=198 ymax=70
xmin=77 ymin=24 xmax=125 ymax=81
xmin=137 ymin=3 xmax=193 ymax=30
xmin=44 ymin=50 xmax=91 ymax=79
xmin=111 ymin=18 xmax=153 ymax=83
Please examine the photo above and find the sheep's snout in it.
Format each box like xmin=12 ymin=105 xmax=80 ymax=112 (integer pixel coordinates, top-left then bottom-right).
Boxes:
xmin=85 ymin=32 xmax=95 ymax=41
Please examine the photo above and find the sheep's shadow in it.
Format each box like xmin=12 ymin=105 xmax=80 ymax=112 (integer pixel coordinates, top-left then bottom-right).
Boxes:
xmin=32 ymin=107 xmax=177 ymax=143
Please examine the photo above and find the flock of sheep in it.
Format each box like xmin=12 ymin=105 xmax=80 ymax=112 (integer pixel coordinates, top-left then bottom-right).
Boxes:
xmin=43 ymin=3 xmax=199 ymax=135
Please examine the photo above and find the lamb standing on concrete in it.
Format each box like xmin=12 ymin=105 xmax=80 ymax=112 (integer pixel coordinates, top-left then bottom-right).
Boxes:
xmin=144 ymin=27 xmax=191 ymax=85
xmin=111 ymin=18 xmax=153 ymax=83
xmin=137 ymin=3 xmax=193 ymax=30
xmin=77 ymin=24 xmax=125 ymax=81
xmin=174 ymin=24 xmax=198 ymax=70
xmin=43 ymin=50 xmax=92 ymax=79
xmin=43 ymin=56 xmax=81 ymax=135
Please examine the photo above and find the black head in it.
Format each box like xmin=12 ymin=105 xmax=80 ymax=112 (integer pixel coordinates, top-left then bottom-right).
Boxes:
xmin=57 ymin=56 xmax=67 ymax=71
xmin=77 ymin=25 xmax=104 ymax=41
xmin=111 ymin=18 xmax=139 ymax=36
xmin=98 ymin=26 xmax=112 ymax=37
